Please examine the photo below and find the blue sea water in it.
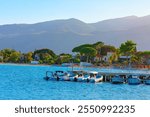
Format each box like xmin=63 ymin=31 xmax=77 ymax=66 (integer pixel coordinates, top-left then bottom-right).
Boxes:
xmin=0 ymin=64 xmax=150 ymax=100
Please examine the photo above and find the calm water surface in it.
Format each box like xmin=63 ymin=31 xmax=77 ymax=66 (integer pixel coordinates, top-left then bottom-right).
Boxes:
xmin=0 ymin=64 xmax=150 ymax=100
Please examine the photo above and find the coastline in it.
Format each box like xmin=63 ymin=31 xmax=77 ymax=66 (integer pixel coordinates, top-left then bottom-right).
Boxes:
xmin=0 ymin=62 xmax=149 ymax=71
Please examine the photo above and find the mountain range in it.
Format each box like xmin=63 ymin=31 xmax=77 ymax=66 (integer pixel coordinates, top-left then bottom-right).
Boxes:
xmin=0 ymin=15 xmax=150 ymax=54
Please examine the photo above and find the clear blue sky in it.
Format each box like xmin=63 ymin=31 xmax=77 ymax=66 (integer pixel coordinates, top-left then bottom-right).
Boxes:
xmin=0 ymin=0 xmax=150 ymax=24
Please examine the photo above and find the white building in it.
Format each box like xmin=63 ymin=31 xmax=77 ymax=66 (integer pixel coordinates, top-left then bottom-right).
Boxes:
xmin=31 ymin=61 xmax=39 ymax=64
xmin=119 ymin=56 xmax=131 ymax=62
xmin=102 ymin=52 xmax=114 ymax=62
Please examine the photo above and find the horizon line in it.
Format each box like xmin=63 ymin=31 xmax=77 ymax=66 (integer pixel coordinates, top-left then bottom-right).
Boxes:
xmin=0 ymin=14 xmax=150 ymax=26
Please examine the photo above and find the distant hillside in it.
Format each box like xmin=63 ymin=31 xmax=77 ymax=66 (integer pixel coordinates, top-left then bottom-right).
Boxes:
xmin=0 ymin=15 xmax=150 ymax=54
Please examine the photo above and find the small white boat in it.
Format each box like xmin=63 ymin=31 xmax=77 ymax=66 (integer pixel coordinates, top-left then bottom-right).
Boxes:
xmin=54 ymin=71 xmax=70 ymax=81
xmin=43 ymin=71 xmax=70 ymax=81
xmin=87 ymin=71 xmax=103 ymax=83
xmin=144 ymin=76 xmax=150 ymax=85
xmin=68 ymin=71 xmax=84 ymax=82
xmin=68 ymin=71 xmax=78 ymax=82
xmin=82 ymin=74 xmax=90 ymax=82
xmin=44 ymin=71 xmax=58 ymax=81
xmin=127 ymin=75 xmax=141 ymax=85
xmin=111 ymin=75 xmax=124 ymax=84
xmin=77 ymin=73 xmax=85 ymax=82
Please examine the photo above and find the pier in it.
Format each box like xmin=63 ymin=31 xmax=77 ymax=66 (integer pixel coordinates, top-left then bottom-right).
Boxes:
xmin=98 ymin=71 xmax=150 ymax=83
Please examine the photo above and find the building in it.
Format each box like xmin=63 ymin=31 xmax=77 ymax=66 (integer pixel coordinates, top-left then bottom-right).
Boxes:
xmin=118 ymin=56 xmax=131 ymax=62
xmin=34 ymin=54 xmax=40 ymax=61
xmin=94 ymin=52 xmax=115 ymax=62
xmin=102 ymin=52 xmax=114 ymax=62
xmin=31 ymin=61 xmax=39 ymax=64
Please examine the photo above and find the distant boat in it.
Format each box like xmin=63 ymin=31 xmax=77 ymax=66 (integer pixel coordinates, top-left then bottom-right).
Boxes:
xmin=44 ymin=70 xmax=70 ymax=81
xmin=68 ymin=71 xmax=79 ymax=82
xmin=111 ymin=75 xmax=124 ymax=84
xmin=144 ymin=76 xmax=150 ymax=85
xmin=87 ymin=71 xmax=103 ymax=83
xmin=66 ymin=70 xmax=86 ymax=82
xmin=43 ymin=71 xmax=58 ymax=81
xmin=76 ymin=71 xmax=85 ymax=82
xmin=54 ymin=71 xmax=70 ymax=81
xmin=127 ymin=75 xmax=141 ymax=85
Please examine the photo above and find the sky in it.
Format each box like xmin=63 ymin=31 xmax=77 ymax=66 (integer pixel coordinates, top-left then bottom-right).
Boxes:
xmin=0 ymin=0 xmax=150 ymax=25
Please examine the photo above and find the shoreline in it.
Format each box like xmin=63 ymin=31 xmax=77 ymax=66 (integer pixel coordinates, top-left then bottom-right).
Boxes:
xmin=0 ymin=62 xmax=149 ymax=71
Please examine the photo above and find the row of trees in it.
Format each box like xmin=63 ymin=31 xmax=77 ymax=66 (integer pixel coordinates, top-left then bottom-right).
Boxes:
xmin=0 ymin=40 xmax=150 ymax=65
xmin=72 ymin=40 xmax=150 ymax=66
xmin=0 ymin=48 xmax=79 ymax=64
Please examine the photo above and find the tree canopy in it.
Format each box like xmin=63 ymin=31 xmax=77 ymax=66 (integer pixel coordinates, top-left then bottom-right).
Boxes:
xmin=72 ymin=44 xmax=93 ymax=53
xmin=119 ymin=40 xmax=136 ymax=56
xmin=101 ymin=45 xmax=116 ymax=55
xmin=80 ymin=47 xmax=97 ymax=62
xmin=34 ymin=48 xmax=56 ymax=58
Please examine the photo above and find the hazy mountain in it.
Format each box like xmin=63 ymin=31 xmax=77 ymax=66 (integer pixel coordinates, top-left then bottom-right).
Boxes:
xmin=0 ymin=15 xmax=150 ymax=54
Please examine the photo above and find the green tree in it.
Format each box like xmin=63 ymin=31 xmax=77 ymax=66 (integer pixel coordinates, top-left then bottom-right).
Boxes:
xmin=26 ymin=52 xmax=33 ymax=63
xmin=101 ymin=45 xmax=116 ymax=56
xmin=80 ymin=47 xmax=97 ymax=62
xmin=119 ymin=40 xmax=136 ymax=56
xmin=93 ymin=41 xmax=104 ymax=61
xmin=9 ymin=51 xmax=21 ymax=63
xmin=0 ymin=51 xmax=3 ymax=62
xmin=119 ymin=40 xmax=137 ymax=66
xmin=33 ymin=48 xmax=56 ymax=64
xmin=1 ymin=48 xmax=16 ymax=62
xmin=40 ymin=53 xmax=54 ymax=64
xmin=58 ymin=53 xmax=72 ymax=64
xmin=34 ymin=48 xmax=56 ymax=58
xmin=72 ymin=44 xmax=93 ymax=54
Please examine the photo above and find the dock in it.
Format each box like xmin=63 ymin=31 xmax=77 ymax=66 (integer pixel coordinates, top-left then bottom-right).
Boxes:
xmin=97 ymin=70 xmax=150 ymax=83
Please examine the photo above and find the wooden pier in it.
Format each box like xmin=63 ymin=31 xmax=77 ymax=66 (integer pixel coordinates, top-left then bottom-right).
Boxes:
xmin=98 ymin=71 xmax=150 ymax=83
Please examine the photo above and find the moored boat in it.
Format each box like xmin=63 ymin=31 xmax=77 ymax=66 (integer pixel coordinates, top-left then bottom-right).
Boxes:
xmin=111 ymin=75 xmax=124 ymax=84
xmin=43 ymin=71 xmax=58 ymax=81
xmin=54 ymin=71 xmax=70 ymax=81
xmin=77 ymin=73 xmax=85 ymax=82
xmin=69 ymin=70 xmax=89 ymax=82
xmin=87 ymin=71 xmax=103 ymax=83
xmin=67 ymin=71 xmax=78 ymax=82
xmin=144 ymin=76 xmax=150 ymax=85
xmin=44 ymin=70 xmax=70 ymax=81
xmin=127 ymin=75 xmax=141 ymax=85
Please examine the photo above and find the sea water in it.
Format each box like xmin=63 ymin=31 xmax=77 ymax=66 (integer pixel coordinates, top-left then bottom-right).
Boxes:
xmin=0 ymin=64 xmax=150 ymax=100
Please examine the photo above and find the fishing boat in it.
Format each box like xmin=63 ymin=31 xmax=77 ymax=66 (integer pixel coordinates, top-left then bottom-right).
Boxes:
xmin=127 ymin=75 xmax=141 ymax=85
xmin=87 ymin=71 xmax=103 ymax=83
xmin=44 ymin=70 xmax=70 ymax=81
xmin=67 ymin=71 xmax=78 ymax=82
xmin=144 ymin=76 xmax=150 ymax=85
xmin=54 ymin=71 xmax=70 ymax=81
xmin=43 ymin=71 xmax=58 ymax=81
xmin=68 ymin=70 xmax=90 ymax=82
xmin=69 ymin=70 xmax=89 ymax=82
xmin=111 ymin=75 xmax=124 ymax=84
xmin=77 ymin=72 xmax=85 ymax=82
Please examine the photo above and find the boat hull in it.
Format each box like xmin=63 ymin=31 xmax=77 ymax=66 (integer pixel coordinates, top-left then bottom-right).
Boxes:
xmin=77 ymin=77 xmax=84 ymax=82
xmin=127 ymin=78 xmax=141 ymax=85
xmin=144 ymin=79 xmax=150 ymax=85
xmin=59 ymin=76 xmax=70 ymax=81
xmin=43 ymin=76 xmax=58 ymax=81
xmin=89 ymin=77 xmax=103 ymax=83
xmin=111 ymin=77 xmax=124 ymax=84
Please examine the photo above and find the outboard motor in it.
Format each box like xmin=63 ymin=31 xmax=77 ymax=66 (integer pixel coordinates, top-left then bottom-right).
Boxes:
xmin=44 ymin=76 xmax=50 ymax=81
